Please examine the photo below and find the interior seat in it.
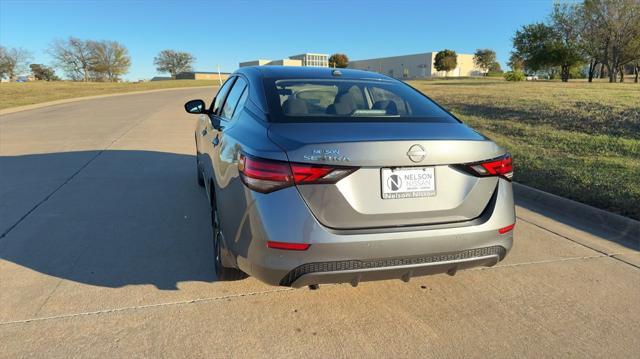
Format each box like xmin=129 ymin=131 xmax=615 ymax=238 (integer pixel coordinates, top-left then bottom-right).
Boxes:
xmin=326 ymin=93 xmax=357 ymax=115
xmin=373 ymin=100 xmax=398 ymax=115
xmin=283 ymin=98 xmax=309 ymax=115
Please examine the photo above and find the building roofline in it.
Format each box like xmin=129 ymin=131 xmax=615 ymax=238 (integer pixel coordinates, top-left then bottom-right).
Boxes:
xmin=350 ymin=51 xmax=473 ymax=63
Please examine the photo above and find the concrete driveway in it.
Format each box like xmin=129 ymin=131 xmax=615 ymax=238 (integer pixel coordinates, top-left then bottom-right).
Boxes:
xmin=1 ymin=88 xmax=638 ymax=358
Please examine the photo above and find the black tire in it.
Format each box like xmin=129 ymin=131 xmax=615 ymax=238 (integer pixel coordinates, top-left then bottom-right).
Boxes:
xmin=196 ymin=156 xmax=205 ymax=187
xmin=211 ymin=206 xmax=247 ymax=281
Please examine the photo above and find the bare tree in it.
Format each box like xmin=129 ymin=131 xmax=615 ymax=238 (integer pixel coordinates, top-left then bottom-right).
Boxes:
xmin=584 ymin=0 xmax=640 ymax=82
xmin=88 ymin=40 xmax=131 ymax=82
xmin=48 ymin=37 xmax=93 ymax=81
xmin=0 ymin=46 xmax=32 ymax=81
xmin=154 ymin=50 xmax=195 ymax=78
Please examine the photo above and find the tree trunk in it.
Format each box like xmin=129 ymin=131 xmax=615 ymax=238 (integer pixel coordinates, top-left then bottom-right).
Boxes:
xmin=588 ymin=59 xmax=596 ymax=83
xmin=609 ymin=67 xmax=616 ymax=83
xmin=635 ymin=66 xmax=639 ymax=83
xmin=609 ymin=51 xmax=621 ymax=83
xmin=561 ymin=65 xmax=570 ymax=82
xmin=600 ymin=63 xmax=608 ymax=79
xmin=619 ymin=67 xmax=624 ymax=82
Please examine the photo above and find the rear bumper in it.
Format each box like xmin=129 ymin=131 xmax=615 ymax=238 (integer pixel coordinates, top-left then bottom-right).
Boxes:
xmin=283 ymin=246 xmax=506 ymax=288
xmin=234 ymin=179 xmax=515 ymax=287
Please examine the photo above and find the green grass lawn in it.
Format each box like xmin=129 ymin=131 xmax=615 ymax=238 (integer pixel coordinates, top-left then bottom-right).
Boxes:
xmin=409 ymin=78 xmax=640 ymax=220
xmin=0 ymin=80 xmax=221 ymax=110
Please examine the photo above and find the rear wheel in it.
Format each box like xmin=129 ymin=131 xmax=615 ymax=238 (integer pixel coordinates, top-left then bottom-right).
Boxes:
xmin=211 ymin=205 xmax=246 ymax=281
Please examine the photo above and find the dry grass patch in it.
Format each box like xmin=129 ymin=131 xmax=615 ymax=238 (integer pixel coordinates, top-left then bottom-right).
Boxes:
xmin=0 ymin=80 xmax=221 ymax=110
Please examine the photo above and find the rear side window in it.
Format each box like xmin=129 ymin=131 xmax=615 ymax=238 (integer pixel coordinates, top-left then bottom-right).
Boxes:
xmin=263 ymin=78 xmax=457 ymax=123
xmin=220 ymin=77 xmax=247 ymax=120
xmin=211 ymin=77 xmax=236 ymax=115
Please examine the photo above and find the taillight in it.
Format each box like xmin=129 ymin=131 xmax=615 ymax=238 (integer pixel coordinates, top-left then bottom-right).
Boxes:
xmin=267 ymin=241 xmax=310 ymax=251
xmin=238 ymin=154 xmax=358 ymax=193
xmin=499 ymin=223 xmax=515 ymax=234
xmin=455 ymin=153 xmax=513 ymax=181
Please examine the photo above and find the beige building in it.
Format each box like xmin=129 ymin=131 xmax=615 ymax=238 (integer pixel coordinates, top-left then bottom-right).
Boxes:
xmin=348 ymin=52 xmax=482 ymax=79
xmin=175 ymin=71 xmax=230 ymax=81
xmin=238 ymin=59 xmax=272 ymax=67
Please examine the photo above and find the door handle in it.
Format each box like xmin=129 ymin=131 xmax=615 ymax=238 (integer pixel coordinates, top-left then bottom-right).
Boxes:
xmin=201 ymin=128 xmax=207 ymax=136
xmin=212 ymin=135 xmax=220 ymax=147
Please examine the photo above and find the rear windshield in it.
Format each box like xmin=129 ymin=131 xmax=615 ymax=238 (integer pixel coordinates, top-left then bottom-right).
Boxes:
xmin=263 ymin=78 xmax=458 ymax=123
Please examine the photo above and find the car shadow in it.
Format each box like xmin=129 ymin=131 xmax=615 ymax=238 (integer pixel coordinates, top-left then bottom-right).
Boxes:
xmin=0 ymin=150 xmax=219 ymax=290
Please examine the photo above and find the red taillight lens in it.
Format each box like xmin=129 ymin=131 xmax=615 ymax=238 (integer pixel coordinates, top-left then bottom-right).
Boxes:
xmin=499 ymin=223 xmax=515 ymax=234
xmin=459 ymin=153 xmax=513 ymax=181
xmin=267 ymin=241 xmax=310 ymax=251
xmin=290 ymin=163 xmax=357 ymax=184
xmin=239 ymin=154 xmax=358 ymax=193
xmin=238 ymin=154 xmax=293 ymax=193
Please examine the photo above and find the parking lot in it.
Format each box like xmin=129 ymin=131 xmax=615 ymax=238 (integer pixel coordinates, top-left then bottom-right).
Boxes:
xmin=1 ymin=88 xmax=638 ymax=358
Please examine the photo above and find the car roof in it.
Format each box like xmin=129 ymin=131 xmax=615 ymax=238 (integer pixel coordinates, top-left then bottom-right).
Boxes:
xmin=235 ymin=66 xmax=393 ymax=81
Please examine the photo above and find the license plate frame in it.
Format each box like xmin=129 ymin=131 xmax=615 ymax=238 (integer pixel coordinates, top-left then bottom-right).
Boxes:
xmin=380 ymin=167 xmax=436 ymax=200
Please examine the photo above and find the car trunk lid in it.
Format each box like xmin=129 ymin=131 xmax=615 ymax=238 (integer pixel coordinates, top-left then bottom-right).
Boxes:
xmin=268 ymin=122 xmax=504 ymax=229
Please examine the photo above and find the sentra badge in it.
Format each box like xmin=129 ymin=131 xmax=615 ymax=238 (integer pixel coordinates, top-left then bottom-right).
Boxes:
xmin=304 ymin=149 xmax=351 ymax=162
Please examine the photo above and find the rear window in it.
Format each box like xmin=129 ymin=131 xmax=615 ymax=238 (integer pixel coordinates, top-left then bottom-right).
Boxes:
xmin=263 ymin=78 xmax=458 ymax=123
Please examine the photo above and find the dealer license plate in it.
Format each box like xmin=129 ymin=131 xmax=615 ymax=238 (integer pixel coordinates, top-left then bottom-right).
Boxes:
xmin=381 ymin=167 xmax=436 ymax=199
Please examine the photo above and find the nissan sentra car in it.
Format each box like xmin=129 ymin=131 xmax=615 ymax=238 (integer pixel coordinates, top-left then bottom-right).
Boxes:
xmin=184 ymin=66 xmax=515 ymax=288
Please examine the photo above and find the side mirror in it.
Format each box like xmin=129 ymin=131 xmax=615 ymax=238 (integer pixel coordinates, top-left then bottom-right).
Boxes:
xmin=184 ymin=99 xmax=206 ymax=114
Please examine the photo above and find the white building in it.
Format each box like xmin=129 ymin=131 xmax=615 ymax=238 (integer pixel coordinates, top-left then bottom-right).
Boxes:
xmin=239 ymin=53 xmax=328 ymax=68
xmin=348 ymin=52 xmax=483 ymax=79
xmin=289 ymin=53 xmax=329 ymax=67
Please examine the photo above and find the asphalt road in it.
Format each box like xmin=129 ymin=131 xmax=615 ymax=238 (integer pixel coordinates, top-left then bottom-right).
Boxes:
xmin=1 ymin=88 xmax=638 ymax=358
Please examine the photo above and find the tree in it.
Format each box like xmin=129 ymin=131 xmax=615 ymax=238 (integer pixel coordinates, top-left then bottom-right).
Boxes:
xmin=488 ymin=62 xmax=503 ymax=72
xmin=0 ymin=46 xmax=32 ymax=81
xmin=48 ymin=37 xmax=93 ymax=81
xmin=549 ymin=2 xmax=585 ymax=82
xmin=88 ymin=40 xmax=131 ymax=82
xmin=0 ymin=46 xmax=7 ymax=79
xmin=473 ymin=49 xmax=497 ymax=75
xmin=328 ymin=53 xmax=349 ymax=68
xmin=508 ymin=53 xmax=525 ymax=71
xmin=582 ymin=0 xmax=640 ymax=82
xmin=154 ymin=50 xmax=195 ymax=78
xmin=581 ymin=1 xmax=609 ymax=82
xmin=30 ymin=64 xmax=59 ymax=81
xmin=434 ymin=49 xmax=458 ymax=75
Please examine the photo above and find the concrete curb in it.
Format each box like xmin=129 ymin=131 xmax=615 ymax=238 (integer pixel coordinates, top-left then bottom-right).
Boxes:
xmin=0 ymin=86 xmax=216 ymax=116
xmin=513 ymin=182 xmax=639 ymax=246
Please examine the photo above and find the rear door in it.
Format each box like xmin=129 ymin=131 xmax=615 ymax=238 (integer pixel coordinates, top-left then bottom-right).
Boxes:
xmin=200 ymin=76 xmax=236 ymax=183
xmin=209 ymin=76 xmax=250 ymax=246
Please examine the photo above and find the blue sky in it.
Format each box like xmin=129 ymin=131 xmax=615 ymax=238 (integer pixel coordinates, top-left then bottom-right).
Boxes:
xmin=0 ymin=0 xmax=553 ymax=80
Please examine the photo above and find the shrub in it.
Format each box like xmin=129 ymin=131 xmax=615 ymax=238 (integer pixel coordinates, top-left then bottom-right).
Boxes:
xmin=486 ymin=71 xmax=504 ymax=77
xmin=504 ymin=71 xmax=525 ymax=81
